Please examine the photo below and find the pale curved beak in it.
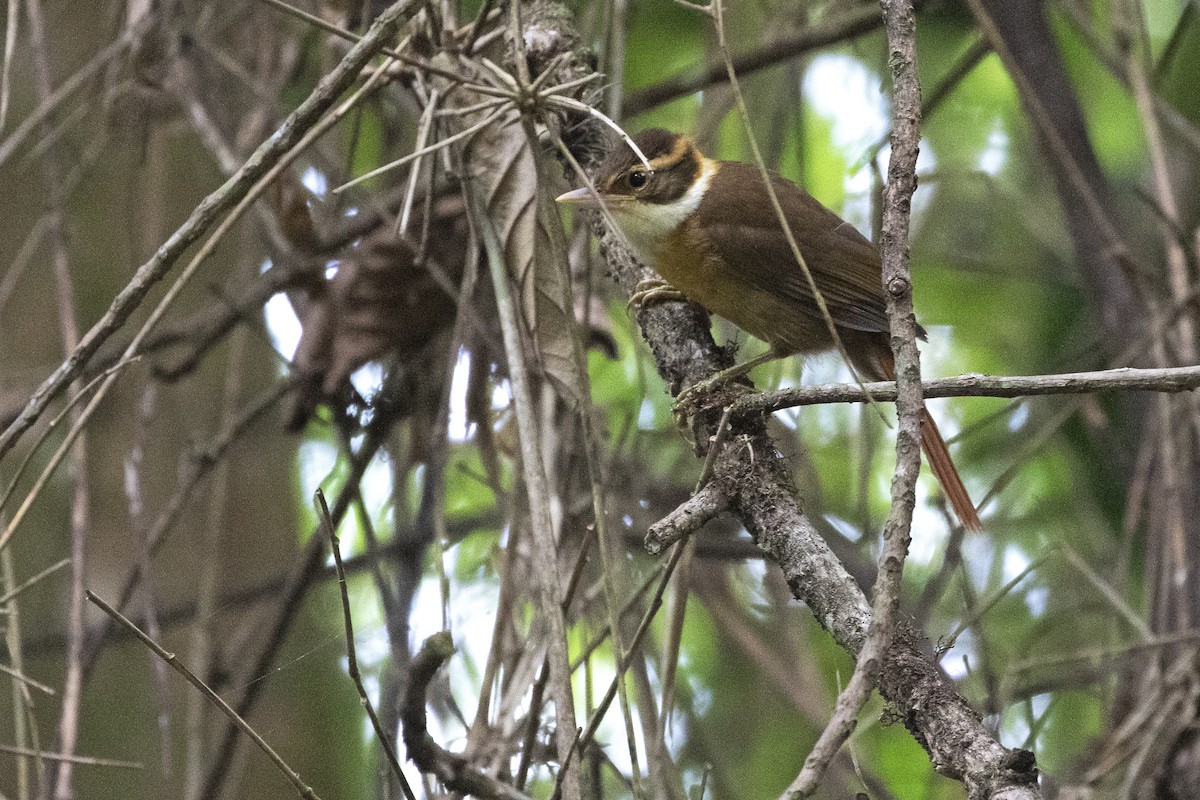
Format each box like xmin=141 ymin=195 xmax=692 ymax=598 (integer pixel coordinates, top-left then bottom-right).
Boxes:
xmin=555 ymin=187 xmax=603 ymax=207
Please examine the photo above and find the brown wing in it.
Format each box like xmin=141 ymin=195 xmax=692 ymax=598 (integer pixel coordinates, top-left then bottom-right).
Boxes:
xmin=696 ymin=162 xmax=890 ymax=334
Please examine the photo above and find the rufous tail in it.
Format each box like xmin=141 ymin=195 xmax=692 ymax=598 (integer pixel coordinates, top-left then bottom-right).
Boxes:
xmin=869 ymin=343 xmax=982 ymax=531
xmin=919 ymin=409 xmax=982 ymax=531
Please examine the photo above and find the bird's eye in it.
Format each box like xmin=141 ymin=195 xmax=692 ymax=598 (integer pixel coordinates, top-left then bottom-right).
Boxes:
xmin=627 ymin=170 xmax=648 ymax=190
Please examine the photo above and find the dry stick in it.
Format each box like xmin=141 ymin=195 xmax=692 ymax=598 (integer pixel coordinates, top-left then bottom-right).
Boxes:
xmin=965 ymin=0 xmax=1132 ymax=275
xmin=0 ymin=0 xmax=420 ymax=461
xmin=0 ymin=661 xmax=54 ymax=695
xmin=604 ymin=0 xmax=629 ymax=121
xmin=198 ymin=412 xmax=394 ymax=800
xmin=85 ymin=591 xmax=324 ymax=800
xmin=397 ymin=87 xmax=438 ymax=235
xmin=513 ymin=534 xmax=598 ymax=790
xmin=513 ymin=32 xmax=646 ymax=785
xmin=1057 ymin=0 xmax=1200 ymax=163
xmin=938 ymin=551 xmax=1049 ymax=657
xmin=182 ymin=268 xmax=257 ymax=800
xmin=654 ymin=538 xmax=691 ymax=774
xmin=334 ymin=103 xmax=510 ymax=192
xmin=123 ymin=390 xmax=171 ymax=780
xmin=1125 ymin=0 xmax=1198 ymax=634
xmin=547 ymin=727 xmax=586 ymax=800
xmin=570 ymin=543 xmax=687 ymax=765
xmin=2 ymin=547 xmax=46 ymax=796
xmin=401 ymin=633 xmax=535 ymax=800
xmin=0 ymin=557 xmax=68 ymax=605
xmin=731 ymin=363 xmax=1200 ymax=416
xmin=468 ymin=184 xmax=581 ymax=800
xmin=0 ymin=743 xmax=142 ymax=770
xmin=257 ymin=0 xmax=460 ymax=84
xmin=0 ymin=215 xmax=52 ymax=316
xmin=856 ymin=34 xmax=991 ymax=170
xmin=569 ymin=563 xmax=666 ymax=671
xmin=0 ymin=358 xmax=140 ymax=531
xmin=0 ymin=17 xmax=139 ymax=170
xmin=25 ymin=2 xmax=91 ymax=795
xmin=464 ymin=0 xmax=497 ymax=52
xmin=0 ymin=0 xmax=17 ymax=129
xmin=1006 ymin=627 xmax=1200 ymax=677
xmin=1059 ymin=544 xmax=1153 ymax=641
xmin=695 ymin=406 xmax=734 ymax=491
xmin=316 ymin=490 xmax=418 ymax=800
xmin=782 ymin=0 xmax=926 ymax=792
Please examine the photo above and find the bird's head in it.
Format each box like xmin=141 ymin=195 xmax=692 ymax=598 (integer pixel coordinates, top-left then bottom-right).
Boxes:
xmin=556 ymin=129 xmax=717 ymax=256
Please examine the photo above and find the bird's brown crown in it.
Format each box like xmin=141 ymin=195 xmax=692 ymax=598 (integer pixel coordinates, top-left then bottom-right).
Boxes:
xmin=595 ymin=129 xmax=704 ymax=205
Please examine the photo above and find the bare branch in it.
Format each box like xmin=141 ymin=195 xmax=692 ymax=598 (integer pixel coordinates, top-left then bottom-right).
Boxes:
xmin=644 ymin=482 xmax=728 ymax=555
xmin=318 ymin=490 xmax=418 ymax=800
xmin=401 ymin=633 xmax=535 ymax=800
xmin=731 ymin=364 xmax=1200 ymax=416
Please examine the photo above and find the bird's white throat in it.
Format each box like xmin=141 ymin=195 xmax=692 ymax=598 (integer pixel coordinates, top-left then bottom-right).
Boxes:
xmin=608 ymin=158 xmax=718 ymax=265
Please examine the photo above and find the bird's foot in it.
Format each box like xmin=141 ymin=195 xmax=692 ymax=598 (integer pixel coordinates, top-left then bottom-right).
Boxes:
xmin=671 ymin=351 xmax=782 ymax=427
xmin=671 ymin=372 xmax=753 ymax=429
xmin=627 ymin=278 xmax=688 ymax=312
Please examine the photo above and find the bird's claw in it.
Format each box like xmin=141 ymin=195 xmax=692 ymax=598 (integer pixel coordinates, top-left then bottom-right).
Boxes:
xmin=671 ymin=375 xmax=752 ymax=429
xmin=628 ymin=279 xmax=688 ymax=312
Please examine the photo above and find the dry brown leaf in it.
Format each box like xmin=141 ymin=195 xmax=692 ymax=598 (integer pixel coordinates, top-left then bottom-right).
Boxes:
xmin=434 ymin=52 xmax=583 ymax=403
xmin=281 ymin=187 xmax=469 ymax=431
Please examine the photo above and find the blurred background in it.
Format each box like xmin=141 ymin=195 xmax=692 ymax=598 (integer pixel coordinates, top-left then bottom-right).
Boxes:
xmin=0 ymin=0 xmax=1198 ymax=798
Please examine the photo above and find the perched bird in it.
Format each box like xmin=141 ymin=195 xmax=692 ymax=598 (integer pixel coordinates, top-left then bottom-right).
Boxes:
xmin=557 ymin=128 xmax=982 ymax=531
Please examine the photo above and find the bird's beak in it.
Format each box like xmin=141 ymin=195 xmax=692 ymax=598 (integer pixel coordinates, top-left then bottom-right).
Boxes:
xmin=555 ymin=186 xmax=603 ymax=207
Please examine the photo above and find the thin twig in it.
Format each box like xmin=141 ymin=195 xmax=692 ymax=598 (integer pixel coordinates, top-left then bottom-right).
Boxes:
xmin=468 ymin=178 xmax=582 ymax=800
xmin=85 ymin=591 xmax=325 ymax=799
xmin=335 ymin=103 xmax=510 ymax=193
xmin=0 ymin=19 xmax=139 ymax=170
xmin=0 ymin=743 xmax=142 ymax=770
xmin=574 ymin=542 xmax=687 ymax=759
xmin=79 ymin=379 xmax=290 ymax=676
xmin=625 ymin=3 xmax=893 ymax=115
xmin=0 ymin=662 xmax=55 ymax=695
xmin=27 ymin=2 xmax=91 ymax=792
xmin=731 ymin=363 xmax=1200 ymax=416
xmin=0 ymin=357 xmax=141 ymax=537
xmin=316 ymin=490 xmax=418 ymax=800
xmin=0 ymin=557 xmax=69 ymax=605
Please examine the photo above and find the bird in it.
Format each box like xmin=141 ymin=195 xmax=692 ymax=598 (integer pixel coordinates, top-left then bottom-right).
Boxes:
xmin=556 ymin=128 xmax=982 ymax=531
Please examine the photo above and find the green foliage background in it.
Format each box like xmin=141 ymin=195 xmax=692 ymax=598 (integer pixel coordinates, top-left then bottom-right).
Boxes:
xmin=2 ymin=1 xmax=1199 ymax=799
